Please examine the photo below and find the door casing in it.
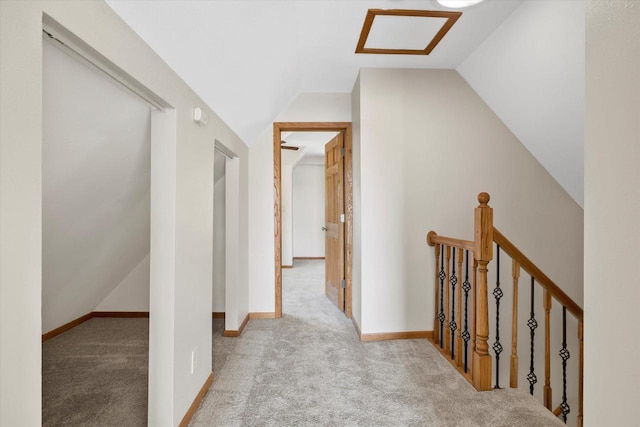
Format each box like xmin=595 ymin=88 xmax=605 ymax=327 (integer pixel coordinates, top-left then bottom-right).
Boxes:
xmin=273 ymin=122 xmax=352 ymax=318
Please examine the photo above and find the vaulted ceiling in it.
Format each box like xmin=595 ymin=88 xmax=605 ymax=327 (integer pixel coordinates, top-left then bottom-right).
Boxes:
xmin=106 ymin=0 xmax=584 ymax=206
xmin=106 ymin=0 xmax=524 ymax=144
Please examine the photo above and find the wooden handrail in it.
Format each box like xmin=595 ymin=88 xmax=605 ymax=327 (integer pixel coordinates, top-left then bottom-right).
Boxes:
xmin=426 ymin=193 xmax=583 ymax=425
xmin=493 ymin=227 xmax=583 ymax=320
xmin=427 ymin=231 xmax=475 ymax=252
xmin=428 ymin=217 xmax=583 ymax=321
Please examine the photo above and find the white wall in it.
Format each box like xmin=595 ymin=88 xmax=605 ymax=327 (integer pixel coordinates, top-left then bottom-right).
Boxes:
xmin=248 ymin=92 xmax=351 ymax=313
xmin=95 ymin=254 xmax=150 ymax=311
xmin=0 ymin=2 xmax=249 ymax=425
xmin=292 ymin=164 xmax=325 ymax=258
xmin=224 ymin=157 xmax=242 ymax=330
xmin=458 ymin=0 xmax=585 ymax=207
xmin=1 ymin=6 xmax=45 ymax=423
xmin=281 ymin=148 xmax=305 ymax=266
xmin=42 ymin=38 xmax=151 ymax=332
xmin=282 ymin=164 xmax=294 ymax=266
xmin=148 ymin=108 xmax=177 ymax=425
xmin=212 ymin=151 xmax=225 ymax=313
xmin=585 ymin=1 xmax=640 ymax=424
xmin=355 ymin=68 xmax=583 ymax=335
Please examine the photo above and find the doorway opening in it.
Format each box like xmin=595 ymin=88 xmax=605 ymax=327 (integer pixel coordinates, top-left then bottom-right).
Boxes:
xmin=273 ymin=122 xmax=353 ymax=319
xmin=281 ymin=132 xmax=333 ymax=269
xmin=42 ymin=30 xmax=152 ymax=424
xmin=212 ymin=140 xmax=242 ymax=335
xmin=213 ymin=148 xmax=226 ymax=320
xmin=41 ymin=16 xmax=173 ymax=425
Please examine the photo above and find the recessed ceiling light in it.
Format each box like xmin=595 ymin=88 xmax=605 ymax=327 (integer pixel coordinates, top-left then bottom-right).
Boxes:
xmin=437 ymin=0 xmax=484 ymax=8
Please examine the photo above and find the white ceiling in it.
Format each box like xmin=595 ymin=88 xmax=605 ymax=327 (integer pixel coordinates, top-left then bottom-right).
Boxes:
xmin=106 ymin=0 xmax=584 ymax=206
xmin=282 ymin=131 xmax=339 ymax=158
xmin=458 ymin=0 xmax=584 ymax=206
xmin=365 ymin=15 xmax=448 ymax=50
xmin=106 ymin=0 xmax=523 ymax=145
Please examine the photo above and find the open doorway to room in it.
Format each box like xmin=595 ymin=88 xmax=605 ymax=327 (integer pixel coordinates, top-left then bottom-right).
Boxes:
xmin=212 ymin=140 xmax=242 ymax=337
xmin=291 ymin=144 xmax=326 ymax=265
xmin=40 ymin=22 xmax=168 ymax=424
xmin=280 ymin=133 xmax=331 ymax=269
xmin=213 ymin=148 xmax=227 ymax=322
xmin=273 ymin=123 xmax=353 ymax=319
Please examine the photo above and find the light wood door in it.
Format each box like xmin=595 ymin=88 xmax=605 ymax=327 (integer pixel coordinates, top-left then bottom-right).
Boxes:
xmin=325 ymin=133 xmax=345 ymax=311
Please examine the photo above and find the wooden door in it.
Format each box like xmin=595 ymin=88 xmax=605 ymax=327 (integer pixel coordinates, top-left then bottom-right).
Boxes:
xmin=325 ymin=133 xmax=345 ymax=311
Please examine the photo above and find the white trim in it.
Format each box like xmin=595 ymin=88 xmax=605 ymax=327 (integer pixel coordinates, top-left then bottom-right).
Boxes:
xmin=43 ymin=15 xmax=170 ymax=110
xmin=224 ymin=156 xmax=240 ymax=331
xmin=215 ymin=139 xmax=238 ymax=159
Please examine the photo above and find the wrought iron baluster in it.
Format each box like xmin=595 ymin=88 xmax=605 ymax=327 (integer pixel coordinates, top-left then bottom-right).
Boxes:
xmin=449 ymin=249 xmax=458 ymax=359
xmin=462 ymin=250 xmax=471 ymax=373
xmin=527 ymin=276 xmax=538 ymax=395
xmin=493 ymin=244 xmax=503 ymax=388
xmin=559 ymin=306 xmax=571 ymax=423
xmin=438 ymin=245 xmax=446 ymax=348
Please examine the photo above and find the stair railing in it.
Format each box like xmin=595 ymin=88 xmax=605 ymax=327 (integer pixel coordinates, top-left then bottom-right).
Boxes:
xmin=426 ymin=193 xmax=583 ymax=426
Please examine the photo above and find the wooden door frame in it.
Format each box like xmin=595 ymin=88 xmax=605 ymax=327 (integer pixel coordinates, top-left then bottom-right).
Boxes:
xmin=273 ymin=122 xmax=352 ymax=319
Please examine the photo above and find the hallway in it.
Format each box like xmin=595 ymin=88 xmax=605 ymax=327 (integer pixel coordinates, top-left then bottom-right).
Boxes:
xmin=192 ymin=260 xmax=562 ymax=426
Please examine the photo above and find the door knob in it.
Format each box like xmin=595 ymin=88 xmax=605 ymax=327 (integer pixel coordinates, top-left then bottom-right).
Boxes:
xmin=322 ymin=226 xmax=328 ymax=231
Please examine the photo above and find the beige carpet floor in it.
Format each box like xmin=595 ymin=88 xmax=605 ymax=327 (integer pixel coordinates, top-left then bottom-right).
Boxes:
xmin=41 ymin=259 xmax=563 ymax=426
xmin=42 ymin=317 xmax=149 ymax=426
xmin=191 ymin=259 xmax=564 ymax=427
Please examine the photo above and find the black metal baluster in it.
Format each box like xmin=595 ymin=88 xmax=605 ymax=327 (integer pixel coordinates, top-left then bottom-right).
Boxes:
xmin=462 ymin=250 xmax=471 ymax=373
xmin=438 ymin=245 xmax=446 ymax=348
xmin=527 ymin=276 xmax=538 ymax=395
xmin=449 ymin=249 xmax=458 ymax=359
xmin=493 ymin=244 xmax=503 ymax=389
xmin=559 ymin=306 xmax=571 ymax=423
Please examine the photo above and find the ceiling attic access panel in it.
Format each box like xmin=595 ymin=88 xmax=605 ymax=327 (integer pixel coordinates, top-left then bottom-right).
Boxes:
xmin=355 ymin=9 xmax=462 ymax=55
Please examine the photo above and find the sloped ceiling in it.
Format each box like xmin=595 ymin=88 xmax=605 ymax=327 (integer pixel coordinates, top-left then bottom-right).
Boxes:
xmin=282 ymin=132 xmax=339 ymax=159
xmin=105 ymin=0 xmax=524 ymax=145
xmin=42 ymin=40 xmax=150 ymax=332
xmin=458 ymin=0 xmax=584 ymax=206
xmin=105 ymin=0 xmax=584 ymax=206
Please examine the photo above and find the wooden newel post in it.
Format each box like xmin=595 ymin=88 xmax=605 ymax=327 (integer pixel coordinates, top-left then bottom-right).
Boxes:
xmin=472 ymin=192 xmax=493 ymax=391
